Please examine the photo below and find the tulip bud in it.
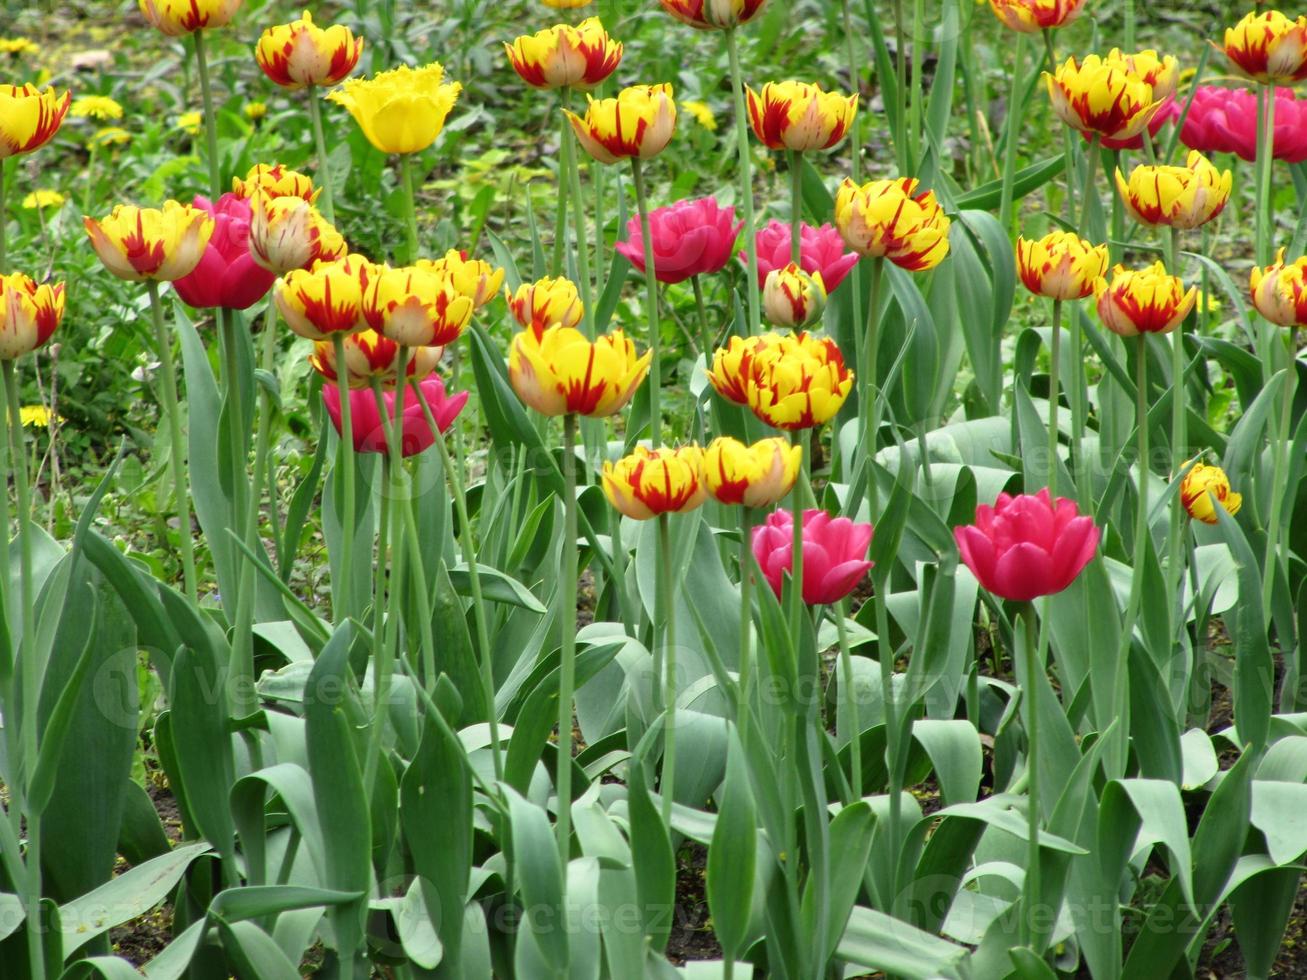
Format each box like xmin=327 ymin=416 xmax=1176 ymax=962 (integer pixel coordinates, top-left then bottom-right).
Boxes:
xmin=703 ymin=436 xmax=801 ymax=507
xmin=276 ymin=254 xmax=378 ymax=341
xmin=762 ymin=263 xmax=827 ymax=328
xmin=363 ymin=265 xmax=475 ymax=348
xmin=250 ymin=194 xmax=347 ymax=274
xmin=1044 ymin=54 xmax=1164 ymax=142
xmin=744 ymin=332 xmax=853 ymax=431
xmin=0 ymin=84 xmax=70 ymax=159
xmin=138 ymin=0 xmax=241 ymax=36
xmin=255 ymin=11 xmax=363 ymax=90
xmin=1017 ymin=231 xmax=1109 ymax=301
xmin=324 ymin=375 xmax=467 ymax=457
xmin=328 ymin=63 xmax=462 ymax=156
xmin=657 ymin=0 xmax=767 ymax=30
xmin=84 ymin=201 xmax=215 ymax=282
xmin=308 ymin=328 xmax=443 ymax=389
xmin=1094 ymin=262 xmax=1196 ymax=337
xmin=602 ymin=445 xmax=707 ymax=520
xmin=504 ymin=18 xmax=622 ymax=91
xmin=509 ymin=325 xmax=650 ymax=418
xmin=1224 ymin=10 xmax=1307 ymax=85
xmin=987 ymin=0 xmax=1086 ymax=34
xmin=1115 ymin=151 xmax=1231 ymax=231
xmin=1250 ymin=249 xmax=1307 ymax=327
xmin=421 ymin=251 xmax=504 ymax=310
xmin=746 ymin=81 xmax=858 ymax=153
xmin=752 ymin=509 xmax=874 ymax=606
xmin=564 ymin=84 xmax=676 ymax=165
xmin=834 ymin=177 xmax=950 ymax=271
xmin=507 ymin=277 xmax=584 ymax=332
xmin=1180 ymin=462 xmax=1243 ymax=525
xmin=0 ymin=273 xmax=64 ymax=359
xmin=233 ymin=163 xmax=319 ymax=203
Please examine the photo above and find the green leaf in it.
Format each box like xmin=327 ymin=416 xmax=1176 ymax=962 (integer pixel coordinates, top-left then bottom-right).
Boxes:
xmin=505 ymin=787 xmax=569 ymax=971
xmin=954 ymin=156 xmax=1066 ymax=212
xmin=836 ymin=904 xmax=969 ymax=978
xmin=449 ymin=562 xmax=546 ymax=613
xmin=1214 ymin=503 xmax=1273 ymax=753
xmin=706 ymin=733 xmax=756 ymax=960
xmin=1098 ymin=779 xmax=1195 ymax=910
xmin=168 ymin=642 xmax=236 ymax=864
xmin=215 ymin=920 xmax=299 ymax=980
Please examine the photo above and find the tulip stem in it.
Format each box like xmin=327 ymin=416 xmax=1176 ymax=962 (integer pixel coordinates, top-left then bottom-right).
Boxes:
xmin=1042 ymin=30 xmax=1076 ymax=221
xmin=843 ymin=0 xmax=863 ymax=185
xmin=658 ymin=510 xmax=677 ymax=825
xmin=399 ymin=154 xmax=420 ymax=263
xmin=890 ymin=0 xmax=909 ymax=174
xmin=737 ymin=506 xmax=755 ymax=754
xmin=1047 ymin=299 xmax=1062 ymax=497
xmin=307 ymin=93 xmax=336 ymax=225
xmin=1164 ymin=227 xmax=1187 ymax=644
xmin=563 ymin=89 xmax=595 ymax=338
xmin=789 ymin=432 xmax=806 ymax=634
xmin=726 ymin=27 xmax=761 ymax=334
xmin=558 ymin=413 xmax=579 ymax=858
xmin=1262 ymin=327 xmax=1298 ymax=624
xmin=835 ymin=600 xmax=862 ymax=800
xmin=414 ymin=377 xmax=504 ymax=783
xmin=630 ymin=157 xmax=662 ymax=448
xmin=1256 ymin=85 xmax=1277 ymax=269
xmin=1019 ymin=604 xmax=1042 ymax=951
xmin=1079 ymin=134 xmax=1100 ymax=242
xmin=860 ymin=256 xmax=886 ymax=497
xmin=146 ymin=282 xmax=198 ymax=603
xmin=192 ymin=30 xmax=222 ymax=200
xmin=333 ymin=334 xmax=357 ymax=624
xmin=788 ymin=150 xmax=803 ymax=265
xmin=552 ymin=95 xmax=572 ymax=279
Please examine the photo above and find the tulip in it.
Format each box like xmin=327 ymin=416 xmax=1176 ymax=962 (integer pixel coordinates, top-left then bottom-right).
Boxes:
xmin=0 ymin=273 xmax=63 ymax=359
xmin=708 ymin=333 xmax=770 ymax=406
xmin=327 ymin=63 xmax=462 ymax=155
xmin=954 ymin=488 xmax=1100 ymax=602
xmin=363 ymin=264 xmax=475 ymax=347
xmin=657 ymin=0 xmax=767 ymax=29
xmin=1106 ymin=48 xmax=1180 ymax=103
xmin=276 ymin=254 xmax=377 ymax=341
xmin=1017 ymin=231 xmax=1109 ymax=301
xmin=601 ymin=445 xmax=707 ymax=519
xmin=323 ymin=374 xmax=467 ymax=457
xmin=743 ymin=219 xmax=860 ymax=291
xmin=751 ymin=508 xmax=873 ymax=605
xmin=505 ymin=18 xmax=622 ymax=91
xmin=834 ymin=177 xmax=951 ymax=271
xmin=745 ymin=81 xmax=858 ymax=153
xmin=1224 ymin=10 xmax=1307 ymax=85
xmin=1044 ymin=54 xmax=1164 ymax=142
xmin=703 ymin=436 xmax=801 ymax=507
xmin=232 ymin=162 xmax=319 ymax=203
xmin=1115 ymin=151 xmax=1232 ymax=231
xmin=0 ymin=84 xmax=71 ymax=159
xmin=744 ymin=331 xmax=853 ymax=431
xmin=309 ymin=327 xmax=442 ymax=389
xmin=249 ymin=194 xmax=347 ymax=274
xmin=138 ymin=0 xmax=241 ymax=35
xmin=509 ymin=324 xmax=650 ymax=417
xmin=1180 ymin=462 xmax=1243 ymax=525
xmin=255 ymin=11 xmax=363 ymax=90
xmin=564 ymin=83 xmax=676 ymax=164
xmin=172 ymin=193 xmax=277 ymax=310
xmin=614 ymin=197 xmax=741 ymax=284
xmin=1094 ymin=97 xmax=1180 ymax=152
xmin=506 ymin=276 xmax=584 ymax=332
xmin=1181 ymin=85 xmax=1307 ymax=163
xmin=986 ymin=0 xmax=1086 ymax=33
xmin=422 ymin=250 xmax=504 ymax=310
xmin=762 ymin=262 xmax=827 ymax=328
xmin=1094 ymin=262 xmax=1196 ymax=337
xmin=1250 ymin=249 xmax=1307 ymax=327
xmin=84 ymin=201 xmax=214 ymax=282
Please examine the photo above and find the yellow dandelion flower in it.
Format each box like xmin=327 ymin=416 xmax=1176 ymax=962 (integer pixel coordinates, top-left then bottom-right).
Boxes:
xmin=19 ymin=405 xmax=56 ymax=428
xmin=243 ymin=101 xmax=267 ymax=121
xmin=89 ymin=127 xmax=131 ymax=149
xmin=176 ymin=111 xmax=202 ymax=136
xmin=70 ymin=95 xmax=123 ymax=120
xmin=22 ymin=190 xmax=64 ymax=210
xmin=0 ymin=38 xmax=40 ymax=57
xmin=681 ymin=99 xmax=717 ymax=131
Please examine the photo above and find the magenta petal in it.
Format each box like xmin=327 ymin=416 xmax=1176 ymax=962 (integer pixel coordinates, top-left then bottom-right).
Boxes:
xmin=816 ymin=559 xmax=872 ymax=605
xmin=955 ymin=525 xmax=998 ymax=594
xmin=991 ymin=541 xmax=1054 ymax=602
xmin=1049 ymin=516 xmax=1100 ymax=593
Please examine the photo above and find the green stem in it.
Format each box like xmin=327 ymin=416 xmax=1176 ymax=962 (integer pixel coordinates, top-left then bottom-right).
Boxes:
xmin=193 ymin=30 xmax=222 ymax=200
xmin=726 ymin=28 xmax=761 ymax=333
xmin=908 ymin=0 xmax=924 ymax=170
xmin=1257 ymin=85 xmax=1277 ymax=267
xmin=789 ymin=432 xmax=806 ymax=633
xmin=891 ymin=0 xmax=909 ymax=173
xmin=1048 ymin=299 xmax=1062 ymax=497
xmin=1043 ymin=30 xmax=1076 ymax=221
xmin=563 ymin=89 xmax=595 ymax=338
xmin=875 ymin=567 xmax=900 ymax=912
xmin=737 ymin=506 xmax=754 ymax=753
xmin=860 ymin=257 xmax=886 ymax=497
xmin=1069 ymin=305 xmax=1088 ymax=508
xmin=788 ymin=149 xmax=803 ymax=264
xmin=399 ymin=154 xmax=420 ymax=263
xmin=1079 ymin=134 xmax=1100 ymax=239
xmin=332 ymin=333 xmax=357 ymax=622
xmin=836 ymin=601 xmax=862 ymax=800
xmin=843 ymin=0 xmax=863 ymax=185
xmin=631 ymin=158 xmax=662 ymax=448
xmin=307 ymin=93 xmax=336 ymax=225
xmin=1020 ymin=605 xmax=1042 ymax=950
xmin=551 ymin=96 xmax=573 ymax=279
xmin=1109 ymin=150 xmax=1125 ymax=266
xmin=999 ymin=36 xmax=1028 ymax=235
xmin=559 ymin=413 xmax=580 ymax=855
xmin=1164 ymin=228 xmax=1187 ymax=639
xmin=146 ymin=283 xmax=198 ymax=603
xmin=1262 ymin=326 xmax=1298 ymax=622
xmin=1123 ymin=0 xmax=1135 ymax=50
xmin=658 ymin=511 xmax=677 ymax=825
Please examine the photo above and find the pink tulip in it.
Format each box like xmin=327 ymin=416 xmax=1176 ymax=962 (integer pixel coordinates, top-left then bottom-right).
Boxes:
xmin=173 ymin=193 xmax=277 ymax=310
xmin=1094 ymin=96 xmax=1180 ymax=151
xmin=751 ymin=508 xmax=873 ymax=606
xmin=615 ymin=196 xmax=742 ymax=285
xmin=322 ymin=374 xmax=468 ymax=457
xmin=1181 ymin=86 xmax=1307 ymax=163
xmin=953 ymin=489 xmax=1100 ymax=603
xmin=742 ymin=220 xmax=860 ymax=293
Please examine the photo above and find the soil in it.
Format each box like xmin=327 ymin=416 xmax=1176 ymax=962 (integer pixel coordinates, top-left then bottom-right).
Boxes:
xmin=665 ymin=843 xmax=723 ymax=966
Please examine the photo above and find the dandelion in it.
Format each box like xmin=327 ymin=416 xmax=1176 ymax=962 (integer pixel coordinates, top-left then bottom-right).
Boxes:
xmin=89 ymin=127 xmax=131 ymax=149
xmin=681 ymin=99 xmax=717 ymax=131
xmin=71 ymin=95 xmax=123 ymax=120
xmin=243 ymin=101 xmax=267 ymax=121
xmin=22 ymin=190 xmax=64 ymax=210
xmin=19 ymin=404 xmax=57 ymax=428
xmin=176 ymin=111 xmax=202 ymax=136
xmin=0 ymin=38 xmax=40 ymax=57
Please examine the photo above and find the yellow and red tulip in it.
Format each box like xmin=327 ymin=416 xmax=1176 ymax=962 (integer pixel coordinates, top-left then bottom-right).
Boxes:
xmin=507 ymin=276 xmax=584 ymax=332
xmin=564 ymin=83 xmax=676 ymax=164
xmin=834 ymin=177 xmax=951 ymax=271
xmin=83 ymin=201 xmax=215 ymax=282
xmin=275 ymin=254 xmax=378 ymax=341
xmin=422 ymin=250 xmax=505 ymax=310
xmin=1094 ymin=262 xmax=1196 ymax=337
xmin=744 ymin=332 xmax=853 ymax=431
xmin=1045 ymin=54 xmax=1164 ymax=142
xmin=508 ymin=325 xmax=650 ymax=418
xmin=255 ymin=11 xmax=363 ymax=90
xmin=1017 ymin=231 xmax=1109 ymax=301
xmin=1223 ymin=10 xmax=1307 ymax=85
xmin=762 ymin=263 xmax=827 ymax=328
xmin=249 ymin=194 xmax=347 ymax=274
xmin=232 ymin=162 xmax=319 ymax=203
xmin=1180 ymin=462 xmax=1243 ymax=524
xmin=308 ymin=328 xmax=443 ymax=389
xmin=0 ymin=84 xmax=70 ymax=159
xmin=363 ymin=264 xmax=475 ymax=348
xmin=708 ymin=333 xmax=770 ymax=406
xmin=703 ymin=436 xmax=801 ymax=507
xmin=0 ymin=273 xmax=64 ymax=359
xmin=1106 ymin=48 xmax=1180 ymax=103
xmin=1115 ymin=150 xmax=1232 ymax=230
xmin=602 ymin=445 xmax=707 ymax=520
xmin=505 ymin=18 xmax=622 ymax=91
xmin=987 ymin=0 xmax=1086 ymax=33
xmin=657 ymin=0 xmax=767 ymax=30
xmin=745 ymin=81 xmax=858 ymax=152
xmin=138 ymin=0 xmax=241 ymax=35
xmin=1250 ymin=249 xmax=1307 ymax=326
xmin=327 ymin=63 xmax=462 ymax=155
